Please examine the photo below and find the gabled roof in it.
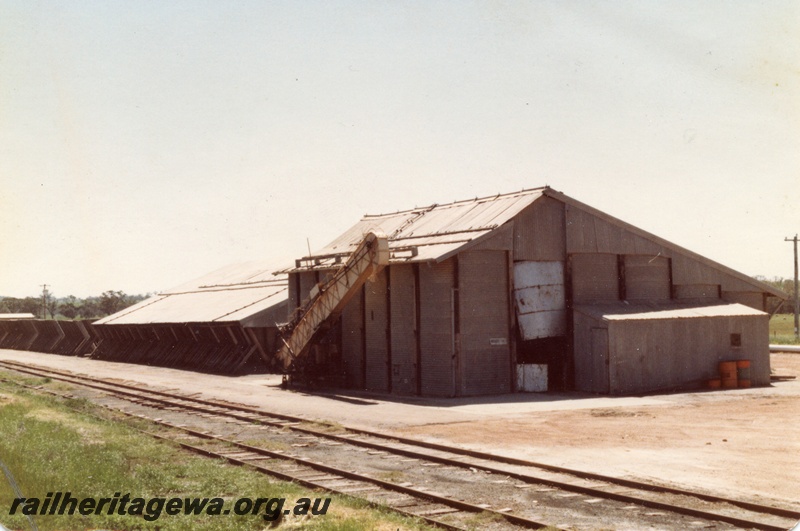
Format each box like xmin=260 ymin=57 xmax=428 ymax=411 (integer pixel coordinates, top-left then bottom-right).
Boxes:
xmin=280 ymin=185 xmax=786 ymax=300
xmin=95 ymin=261 xmax=288 ymax=326
xmin=281 ymin=188 xmax=546 ymax=272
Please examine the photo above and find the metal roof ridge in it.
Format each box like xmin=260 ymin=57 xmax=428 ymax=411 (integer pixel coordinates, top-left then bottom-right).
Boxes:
xmin=195 ymin=278 xmax=287 ymax=289
xmin=361 ymin=186 xmax=549 ymax=219
xmin=211 ymin=289 xmax=288 ymax=322
xmin=164 ymin=283 xmax=288 ymax=296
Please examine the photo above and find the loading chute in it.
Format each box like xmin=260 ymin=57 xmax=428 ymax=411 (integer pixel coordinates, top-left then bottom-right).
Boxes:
xmin=276 ymin=231 xmax=389 ymax=374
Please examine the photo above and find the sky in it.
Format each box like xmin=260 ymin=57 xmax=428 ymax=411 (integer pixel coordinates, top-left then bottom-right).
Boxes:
xmin=1 ymin=1 xmax=798 ymax=299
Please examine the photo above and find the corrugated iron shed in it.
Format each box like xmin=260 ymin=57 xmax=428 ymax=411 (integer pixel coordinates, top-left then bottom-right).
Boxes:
xmin=278 ymin=186 xmax=785 ymax=302
xmin=95 ymin=261 xmax=288 ymax=326
xmin=280 ymin=188 xmax=546 ymax=272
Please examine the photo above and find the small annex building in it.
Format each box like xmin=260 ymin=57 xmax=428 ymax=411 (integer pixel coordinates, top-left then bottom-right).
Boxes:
xmin=92 ymin=262 xmax=288 ymax=373
xmin=282 ymin=186 xmax=785 ymax=396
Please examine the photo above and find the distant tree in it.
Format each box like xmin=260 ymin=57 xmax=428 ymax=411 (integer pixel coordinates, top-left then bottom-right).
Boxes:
xmin=0 ymin=297 xmax=43 ymax=318
xmin=46 ymin=291 xmax=58 ymax=319
xmin=1 ymin=291 xmax=149 ymax=319
xmin=59 ymin=295 xmax=82 ymax=320
xmin=81 ymin=297 xmax=102 ymax=319
xmin=99 ymin=290 xmax=129 ymax=316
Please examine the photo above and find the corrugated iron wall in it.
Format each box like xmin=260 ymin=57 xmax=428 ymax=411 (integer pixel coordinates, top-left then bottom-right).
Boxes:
xmin=91 ymin=322 xmax=272 ymax=374
xmin=573 ymin=310 xmax=604 ymax=392
xmin=364 ymin=269 xmax=389 ymax=392
xmin=563 ymin=201 xmax=767 ymax=310
xmin=390 ymin=264 xmax=417 ymax=395
xmin=722 ymin=291 xmax=764 ymax=311
xmin=0 ymin=320 xmax=95 ymax=356
xmin=574 ymin=310 xmax=771 ymax=395
xmin=673 ymin=284 xmax=719 ymax=300
xmin=458 ymin=251 xmax=511 ymax=396
xmin=514 ymin=196 xmax=565 ymax=261
xmin=571 ymin=253 xmax=619 ymax=302
xmin=0 ymin=319 xmax=276 ymax=374
xmin=340 ymin=285 xmax=365 ymax=389
xmin=624 ymin=255 xmax=671 ymax=300
xmin=419 ymin=259 xmax=456 ymax=397
xmin=608 ymin=315 xmax=770 ymax=394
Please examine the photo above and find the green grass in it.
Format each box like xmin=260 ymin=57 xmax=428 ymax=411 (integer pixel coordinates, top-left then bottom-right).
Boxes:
xmin=0 ymin=383 xmax=431 ymax=531
xmin=770 ymin=314 xmax=800 ymax=345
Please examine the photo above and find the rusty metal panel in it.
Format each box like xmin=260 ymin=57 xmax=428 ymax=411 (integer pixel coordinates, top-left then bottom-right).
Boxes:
xmin=419 ymin=259 xmax=456 ymax=397
xmin=624 ymin=255 xmax=671 ymax=301
xmin=390 ymin=264 xmax=417 ymax=395
xmin=459 ymin=251 xmax=511 ymax=396
xmin=364 ymin=269 xmax=389 ymax=392
xmin=340 ymin=287 xmax=364 ymax=388
xmin=674 ymin=284 xmax=720 ymax=300
xmin=513 ymin=261 xmax=566 ymax=339
xmin=571 ymin=253 xmax=619 ymax=303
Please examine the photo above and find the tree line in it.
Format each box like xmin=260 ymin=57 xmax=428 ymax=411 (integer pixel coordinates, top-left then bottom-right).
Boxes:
xmin=0 ymin=291 xmax=149 ymax=320
xmin=1 ymin=276 xmax=794 ymax=320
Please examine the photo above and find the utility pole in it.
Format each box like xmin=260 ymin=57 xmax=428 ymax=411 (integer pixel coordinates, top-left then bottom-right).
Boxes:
xmin=786 ymin=235 xmax=799 ymax=339
xmin=40 ymin=284 xmax=49 ymax=320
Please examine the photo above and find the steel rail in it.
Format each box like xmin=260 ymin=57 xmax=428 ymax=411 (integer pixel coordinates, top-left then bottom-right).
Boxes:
xmin=1 ymin=360 xmax=797 ymax=530
xmin=2 ymin=377 xmax=549 ymax=531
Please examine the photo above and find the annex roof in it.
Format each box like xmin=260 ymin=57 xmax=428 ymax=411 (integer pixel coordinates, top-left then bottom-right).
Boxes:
xmin=94 ymin=261 xmax=288 ymax=327
xmin=0 ymin=313 xmax=36 ymax=320
xmin=575 ymin=302 xmax=767 ymax=322
xmin=281 ymin=187 xmax=546 ymax=272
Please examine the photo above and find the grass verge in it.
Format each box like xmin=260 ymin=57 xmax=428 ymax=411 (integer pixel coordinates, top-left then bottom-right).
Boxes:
xmin=770 ymin=314 xmax=800 ymax=345
xmin=0 ymin=381 xmax=430 ymax=531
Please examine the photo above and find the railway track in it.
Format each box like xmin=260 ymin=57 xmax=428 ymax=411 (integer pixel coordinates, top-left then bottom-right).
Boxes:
xmin=1 ymin=360 xmax=798 ymax=530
